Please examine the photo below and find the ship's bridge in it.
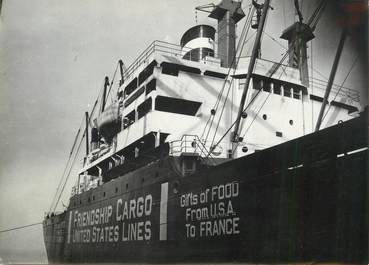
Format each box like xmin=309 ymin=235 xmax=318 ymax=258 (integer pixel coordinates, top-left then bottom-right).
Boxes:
xmin=79 ymin=40 xmax=360 ymax=180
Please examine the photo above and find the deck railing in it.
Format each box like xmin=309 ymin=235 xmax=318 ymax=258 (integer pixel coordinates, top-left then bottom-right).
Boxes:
xmin=122 ymin=40 xmax=221 ymax=83
xmin=169 ymin=134 xmax=223 ymax=166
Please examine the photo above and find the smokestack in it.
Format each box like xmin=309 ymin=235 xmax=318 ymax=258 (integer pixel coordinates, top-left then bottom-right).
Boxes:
xmin=208 ymin=0 xmax=245 ymax=68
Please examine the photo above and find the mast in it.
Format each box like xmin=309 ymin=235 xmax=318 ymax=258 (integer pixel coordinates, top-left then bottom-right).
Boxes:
xmin=101 ymin=76 xmax=109 ymax=113
xmin=85 ymin=111 xmax=89 ymax=156
xmin=232 ymin=0 xmax=270 ymax=143
xmin=251 ymin=0 xmax=269 ymax=58
xmin=280 ymin=22 xmax=314 ymax=87
xmin=315 ymin=28 xmax=348 ymax=131
xmin=119 ymin=60 xmax=125 ymax=87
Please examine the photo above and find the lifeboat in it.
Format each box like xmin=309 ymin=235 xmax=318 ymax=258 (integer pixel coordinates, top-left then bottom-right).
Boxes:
xmin=96 ymin=101 xmax=121 ymax=143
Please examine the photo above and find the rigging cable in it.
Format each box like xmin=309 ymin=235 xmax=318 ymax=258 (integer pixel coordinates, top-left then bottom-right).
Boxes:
xmin=52 ymin=78 xmax=107 ymax=212
xmin=53 ymin=129 xmax=86 ymax=212
xmin=48 ymin=118 xmax=84 ymax=213
xmin=321 ymin=56 xmax=359 ymax=122
xmin=207 ymin=4 xmax=255 ymax=138
xmin=200 ymin=4 xmax=255 ymax=143
xmin=106 ymin=62 xmax=120 ymax=104
xmin=239 ymin=52 xmax=294 ymax=148
xmin=307 ymin=0 xmax=327 ymax=30
xmin=0 ymin=222 xmax=43 ymax=234
xmin=208 ymin=0 xmax=327 ymax=155
xmin=294 ymin=0 xmax=304 ymax=22
xmin=208 ymin=10 xmax=255 ymax=150
xmin=240 ymin=91 xmax=271 ymax=140
xmin=49 ymin=76 xmax=106 ymax=212
xmin=282 ymin=0 xmax=287 ymax=28
xmin=223 ymin=0 xmax=335 ymax=154
xmin=311 ymin=35 xmax=314 ymax=129
xmin=264 ymin=31 xmax=287 ymax=50
xmin=208 ymin=1 xmax=272 ymax=151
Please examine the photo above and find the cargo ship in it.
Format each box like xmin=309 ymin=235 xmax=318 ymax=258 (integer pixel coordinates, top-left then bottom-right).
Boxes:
xmin=43 ymin=0 xmax=368 ymax=263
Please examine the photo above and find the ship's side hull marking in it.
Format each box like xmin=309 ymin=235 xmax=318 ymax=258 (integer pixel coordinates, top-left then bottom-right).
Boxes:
xmin=159 ymin=182 xmax=168 ymax=241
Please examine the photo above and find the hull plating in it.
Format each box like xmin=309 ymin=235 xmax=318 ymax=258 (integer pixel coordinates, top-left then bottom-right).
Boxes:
xmin=43 ymin=114 xmax=368 ymax=264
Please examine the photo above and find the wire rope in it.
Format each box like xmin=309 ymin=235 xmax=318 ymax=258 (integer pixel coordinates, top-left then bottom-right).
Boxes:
xmin=321 ymin=56 xmax=359 ymax=122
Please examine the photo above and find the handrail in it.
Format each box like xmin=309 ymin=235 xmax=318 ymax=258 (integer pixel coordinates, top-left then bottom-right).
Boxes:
xmin=311 ymin=78 xmax=360 ymax=102
xmin=121 ymin=40 xmax=223 ymax=85
xmin=169 ymin=134 xmax=219 ymax=165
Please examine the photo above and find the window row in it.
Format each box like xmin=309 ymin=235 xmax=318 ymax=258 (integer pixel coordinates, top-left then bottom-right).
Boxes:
xmin=122 ymin=96 xmax=201 ymax=129
xmin=252 ymin=77 xmax=302 ymax=100
xmin=122 ymin=61 xmax=157 ymax=98
xmin=123 ymin=78 xmax=156 ymax=108
xmin=120 ymin=61 xmax=226 ymax=100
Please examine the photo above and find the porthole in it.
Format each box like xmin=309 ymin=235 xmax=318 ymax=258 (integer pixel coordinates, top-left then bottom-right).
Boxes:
xmin=289 ymin=119 xmax=293 ymax=125
xmin=262 ymin=114 xmax=267 ymax=120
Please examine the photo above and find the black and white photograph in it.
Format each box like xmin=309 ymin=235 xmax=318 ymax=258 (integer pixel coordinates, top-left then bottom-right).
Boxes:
xmin=0 ymin=0 xmax=368 ymax=264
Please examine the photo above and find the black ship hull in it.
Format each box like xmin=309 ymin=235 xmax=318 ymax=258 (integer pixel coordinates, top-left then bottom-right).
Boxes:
xmin=43 ymin=113 xmax=368 ymax=264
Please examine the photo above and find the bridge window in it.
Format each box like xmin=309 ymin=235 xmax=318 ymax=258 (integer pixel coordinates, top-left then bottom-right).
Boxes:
xmin=283 ymin=85 xmax=291 ymax=97
xmin=139 ymin=61 xmax=157 ymax=85
xmin=273 ymin=83 xmax=281 ymax=95
xmin=124 ymin=86 xmax=145 ymax=108
xmin=138 ymin=98 xmax=152 ymax=119
xmin=263 ymin=81 xmax=271 ymax=92
xmin=253 ymin=78 xmax=262 ymax=90
xmin=293 ymin=87 xmax=301 ymax=99
xmin=146 ymin=79 xmax=156 ymax=95
xmin=124 ymin=77 xmax=138 ymax=97
xmin=204 ymin=70 xmax=227 ymax=79
xmin=155 ymin=96 xmax=201 ymax=116
xmin=123 ymin=110 xmax=136 ymax=129
xmin=162 ymin=62 xmax=179 ymax=76
xmin=161 ymin=62 xmax=201 ymax=77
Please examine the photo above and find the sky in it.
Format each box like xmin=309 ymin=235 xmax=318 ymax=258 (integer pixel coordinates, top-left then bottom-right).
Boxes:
xmin=0 ymin=0 xmax=367 ymax=263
